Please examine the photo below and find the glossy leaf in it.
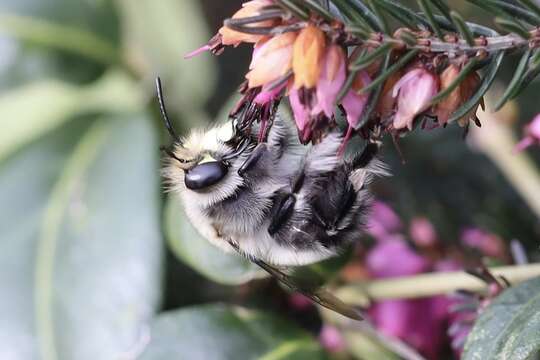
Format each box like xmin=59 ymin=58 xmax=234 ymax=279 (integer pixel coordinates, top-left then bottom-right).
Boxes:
xmin=115 ymin=0 xmax=217 ymax=119
xmin=165 ymin=195 xmax=264 ymax=286
xmin=140 ymin=304 xmax=328 ymax=360
xmin=0 ymin=70 xmax=142 ymax=163
xmin=0 ymin=114 xmax=163 ymax=359
xmin=463 ymin=277 xmax=540 ymax=360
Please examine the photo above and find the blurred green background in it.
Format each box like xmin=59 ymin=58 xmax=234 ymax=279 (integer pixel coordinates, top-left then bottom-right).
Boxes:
xmin=0 ymin=0 xmax=539 ymax=359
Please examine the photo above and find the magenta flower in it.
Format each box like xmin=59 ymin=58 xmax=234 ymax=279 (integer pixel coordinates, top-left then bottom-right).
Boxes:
xmin=392 ymin=68 xmax=439 ymax=130
xmin=319 ymin=325 xmax=345 ymax=352
xmin=288 ymin=293 xmax=313 ymax=311
xmin=366 ymin=239 xmax=430 ymax=278
xmin=461 ymin=228 xmax=506 ymax=259
xmin=409 ymin=217 xmax=438 ymax=247
xmin=366 ymin=201 xmax=403 ymax=241
xmin=254 ymin=82 xmax=287 ymax=105
xmin=515 ymin=113 xmax=540 ymax=152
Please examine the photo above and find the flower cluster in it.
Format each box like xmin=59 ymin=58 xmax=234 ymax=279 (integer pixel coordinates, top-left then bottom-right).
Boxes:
xmin=187 ymin=0 xmax=484 ymax=149
xmin=343 ymin=201 xmax=514 ymax=359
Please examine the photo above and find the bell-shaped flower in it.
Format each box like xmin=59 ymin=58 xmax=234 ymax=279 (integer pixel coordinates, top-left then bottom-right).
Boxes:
xmin=246 ymin=33 xmax=296 ymax=88
xmin=392 ymin=68 xmax=439 ymax=130
xmin=292 ymin=25 xmax=326 ymax=89
xmin=435 ymin=64 xmax=481 ymax=126
xmin=515 ymin=113 xmax=540 ymax=152
xmin=254 ymin=81 xmax=287 ymax=105
xmin=312 ymin=45 xmax=346 ymax=117
xmin=219 ymin=0 xmax=275 ymax=46
xmin=409 ymin=217 xmax=438 ymax=247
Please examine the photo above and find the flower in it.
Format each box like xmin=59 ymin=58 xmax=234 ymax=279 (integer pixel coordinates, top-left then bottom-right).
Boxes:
xmin=515 ymin=114 xmax=540 ymax=152
xmin=246 ymin=32 xmax=296 ymax=88
xmin=293 ymin=25 xmax=326 ymax=89
xmin=376 ymin=71 xmax=402 ymax=117
xmin=366 ymin=239 xmax=430 ymax=278
xmin=289 ymin=87 xmax=313 ymax=142
xmin=339 ymin=71 xmax=371 ymax=152
xmin=366 ymin=201 xmax=403 ymax=241
xmin=219 ymin=0 xmax=276 ymax=46
xmin=409 ymin=217 xmax=438 ymax=247
xmin=461 ymin=228 xmax=506 ymax=259
xmin=392 ymin=68 xmax=439 ymax=130
xmin=435 ymin=64 xmax=482 ymax=126
xmin=313 ymin=45 xmax=347 ymax=117
xmin=319 ymin=325 xmax=345 ymax=352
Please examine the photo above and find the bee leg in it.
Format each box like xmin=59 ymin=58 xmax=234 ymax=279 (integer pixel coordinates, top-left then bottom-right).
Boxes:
xmin=268 ymin=193 xmax=296 ymax=235
xmin=238 ymin=143 xmax=267 ymax=177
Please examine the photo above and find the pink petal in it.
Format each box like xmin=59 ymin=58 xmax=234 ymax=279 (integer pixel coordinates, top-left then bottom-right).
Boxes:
xmin=366 ymin=239 xmax=430 ymax=278
xmin=514 ymin=136 xmax=535 ymax=153
xmin=409 ymin=217 xmax=437 ymax=247
xmin=528 ymin=113 xmax=540 ymax=139
xmin=289 ymin=88 xmax=310 ymax=131
xmin=184 ymin=44 xmax=211 ymax=59
xmin=366 ymin=201 xmax=403 ymax=240
xmin=254 ymin=81 xmax=286 ymax=105
xmin=319 ymin=325 xmax=345 ymax=352
xmin=314 ymin=53 xmax=346 ymax=117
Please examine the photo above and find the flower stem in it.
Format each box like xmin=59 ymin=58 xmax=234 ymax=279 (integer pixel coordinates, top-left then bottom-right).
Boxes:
xmin=335 ymin=264 xmax=540 ymax=306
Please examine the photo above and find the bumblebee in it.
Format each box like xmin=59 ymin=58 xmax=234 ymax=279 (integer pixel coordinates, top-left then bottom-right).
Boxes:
xmin=159 ymin=79 xmax=386 ymax=267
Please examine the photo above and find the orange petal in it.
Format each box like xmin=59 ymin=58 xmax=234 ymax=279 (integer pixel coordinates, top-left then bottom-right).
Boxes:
xmin=293 ymin=25 xmax=326 ymax=89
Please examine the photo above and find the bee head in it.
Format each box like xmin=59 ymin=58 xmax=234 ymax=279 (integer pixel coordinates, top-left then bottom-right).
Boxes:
xmin=157 ymin=77 xmax=253 ymax=194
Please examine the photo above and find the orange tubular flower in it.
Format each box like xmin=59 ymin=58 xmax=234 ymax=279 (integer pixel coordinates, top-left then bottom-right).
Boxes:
xmin=435 ymin=64 xmax=482 ymax=127
xmin=219 ymin=0 xmax=276 ymax=46
xmin=245 ymin=32 xmax=296 ymax=88
xmin=293 ymin=25 xmax=326 ymax=89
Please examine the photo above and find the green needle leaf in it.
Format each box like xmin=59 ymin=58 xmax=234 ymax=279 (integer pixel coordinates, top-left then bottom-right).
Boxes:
xmin=448 ymin=51 xmax=505 ymax=123
xmin=516 ymin=0 xmax=540 ymax=20
xmin=277 ymin=0 xmax=310 ymax=20
xmin=349 ymin=42 xmax=393 ymax=71
xmin=495 ymin=17 xmax=531 ymax=39
xmin=374 ymin=0 xmax=417 ymax=28
xmin=431 ymin=0 xmax=453 ymax=24
xmin=304 ymin=0 xmax=334 ymax=21
xmin=417 ymin=0 xmax=445 ymax=40
xmin=347 ymin=0 xmax=384 ymax=31
xmin=485 ymin=0 xmax=540 ymax=25
xmin=450 ymin=11 xmax=476 ymax=46
xmin=494 ymin=49 xmax=532 ymax=110
xmin=360 ymin=49 xmax=420 ymax=94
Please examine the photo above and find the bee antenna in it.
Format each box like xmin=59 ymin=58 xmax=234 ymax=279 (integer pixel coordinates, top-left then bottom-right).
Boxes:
xmin=155 ymin=77 xmax=181 ymax=142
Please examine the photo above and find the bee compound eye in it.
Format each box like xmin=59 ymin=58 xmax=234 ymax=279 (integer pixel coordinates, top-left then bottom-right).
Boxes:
xmin=184 ymin=161 xmax=228 ymax=190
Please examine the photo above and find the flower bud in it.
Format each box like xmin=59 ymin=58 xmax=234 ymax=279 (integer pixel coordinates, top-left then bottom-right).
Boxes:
xmin=293 ymin=25 xmax=326 ymax=89
xmin=392 ymin=68 xmax=439 ymax=130
xmin=219 ymin=0 xmax=276 ymax=46
xmin=246 ymin=33 xmax=296 ymax=88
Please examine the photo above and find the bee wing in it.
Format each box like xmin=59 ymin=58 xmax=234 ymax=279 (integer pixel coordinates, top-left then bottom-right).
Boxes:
xmin=228 ymin=241 xmax=363 ymax=321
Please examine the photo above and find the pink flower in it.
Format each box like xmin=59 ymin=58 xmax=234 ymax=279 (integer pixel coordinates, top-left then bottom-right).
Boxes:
xmin=366 ymin=201 xmax=403 ymax=241
xmin=515 ymin=114 xmax=540 ymax=152
xmin=312 ymin=45 xmax=347 ymax=117
xmin=318 ymin=325 xmax=345 ymax=352
xmin=392 ymin=68 xmax=439 ymax=130
xmin=246 ymin=33 xmax=296 ymax=88
xmin=366 ymin=239 xmax=430 ymax=278
xmin=288 ymin=293 xmax=313 ymax=311
xmin=409 ymin=217 xmax=438 ymax=247
xmin=461 ymin=228 xmax=505 ymax=259
xmin=254 ymin=81 xmax=287 ymax=105
xmin=461 ymin=228 xmax=506 ymax=259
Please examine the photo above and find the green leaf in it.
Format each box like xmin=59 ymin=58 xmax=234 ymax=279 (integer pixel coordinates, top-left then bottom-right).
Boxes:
xmin=463 ymin=277 xmax=540 ymax=360
xmin=0 ymin=13 xmax=119 ymax=65
xmin=0 ymin=70 xmax=142 ymax=162
xmin=0 ymin=114 xmax=163 ymax=359
xmin=494 ymin=49 xmax=532 ymax=110
xmin=140 ymin=304 xmax=328 ymax=360
xmin=115 ymin=0 xmax=217 ymax=117
xmin=165 ymin=195 xmax=264 ymax=286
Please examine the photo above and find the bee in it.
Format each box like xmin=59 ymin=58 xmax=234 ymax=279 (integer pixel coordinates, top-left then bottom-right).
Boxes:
xmin=157 ymin=78 xmax=386 ymax=319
